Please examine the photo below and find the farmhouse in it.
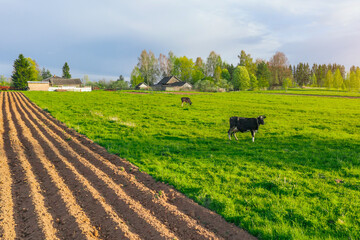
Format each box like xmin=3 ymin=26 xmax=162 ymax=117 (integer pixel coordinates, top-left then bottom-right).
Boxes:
xmin=152 ymin=76 xmax=192 ymax=91
xmin=135 ymin=82 xmax=150 ymax=90
xmin=28 ymin=76 xmax=86 ymax=91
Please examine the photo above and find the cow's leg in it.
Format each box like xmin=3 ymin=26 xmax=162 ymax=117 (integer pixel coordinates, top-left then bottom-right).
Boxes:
xmin=251 ymin=130 xmax=255 ymax=142
xmin=228 ymin=129 xmax=232 ymax=140
xmin=181 ymin=102 xmax=184 ymax=107
xmin=234 ymin=132 xmax=238 ymax=140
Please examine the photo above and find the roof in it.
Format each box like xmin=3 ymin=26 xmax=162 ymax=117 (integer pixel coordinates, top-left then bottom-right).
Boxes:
xmin=45 ymin=77 xmax=82 ymax=85
xmin=135 ymin=82 xmax=148 ymax=88
xmin=156 ymin=76 xmax=182 ymax=85
xmin=165 ymin=81 xmax=191 ymax=87
xmin=27 ymin=81 xmax=50 ymax=84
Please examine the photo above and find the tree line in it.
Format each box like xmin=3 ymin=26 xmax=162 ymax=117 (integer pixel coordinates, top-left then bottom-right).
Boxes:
xmin=131 ymin=50 xmax=360 ymax=92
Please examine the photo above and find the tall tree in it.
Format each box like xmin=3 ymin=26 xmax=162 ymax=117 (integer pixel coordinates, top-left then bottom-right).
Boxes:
xmin=249 ymin=73 xmax=258 ymax=90
xmin=26 ymin=58 xmax=41 ymax=81
xmin=62 ymin=62 xmax=71 ymax=79
xmin=238 ymin=66 xmax=250 ymax=90
xmin=238 ymin=50 xmax=256 ymax=75
xmin=223 ymin=63 xmax=235 ymax=82
xmin=268 ymin=51 xmax=292 ymax=87
xmin=221 ymin=68 xmax=231 ymax=82
xmin=356 ymin=69 xmax=360 ymax=91
xmin=333 ymin=69 xmax=344 ymax=89
xmin=158 ymin=53 xmax=171 ymax=78
xmin=324 ymin=70 xmax=334 ymax=89
xmin=205 ymin=51 xmax=222 ymax=77
xmin=294 ymin=62 xmax=311 ymax=86
xmin=41 ymin=67 xmax=52 ymax=79
xmin=130 ymin=66 xmax=144 ymax=87
xmin=255 ymin=61 xmax=270 ymax=89
xmin=137 ymin=50 xmax=159 ymax=85
xmin=191 ymin=66 xmax=205 ymax=84
xmin=11 ymin=54 xmax=32 ymax=89
xmin=232 ymin=67 xmax=241 ymax=90
xmin=214 ymin=66 xmax=222 ymax=82
xmin=172 ymin=56 xmax=194 ymax=82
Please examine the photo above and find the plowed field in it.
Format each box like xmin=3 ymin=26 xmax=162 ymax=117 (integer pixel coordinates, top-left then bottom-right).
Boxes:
xmin=0 ymin=92 xmax=255 ymax=240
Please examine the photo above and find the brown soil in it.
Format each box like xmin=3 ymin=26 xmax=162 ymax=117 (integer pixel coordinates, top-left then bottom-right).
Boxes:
xmin=0 ymin=92 xmax=256 ymax=239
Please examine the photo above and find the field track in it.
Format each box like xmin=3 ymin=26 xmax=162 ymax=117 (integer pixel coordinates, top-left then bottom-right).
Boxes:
xmin=0 ymin=92 xmax=255 ymax=240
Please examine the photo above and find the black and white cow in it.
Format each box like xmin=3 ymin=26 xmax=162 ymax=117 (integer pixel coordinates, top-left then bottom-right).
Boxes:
xmin=228 ymin=115 xmax=266 ymax=142
xmin=181 ymin=97 xmax=192 ymax=107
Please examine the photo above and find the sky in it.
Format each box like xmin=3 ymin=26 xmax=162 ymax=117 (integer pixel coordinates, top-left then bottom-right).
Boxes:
xmin=0 ymin=0 xmax=359 ymax=81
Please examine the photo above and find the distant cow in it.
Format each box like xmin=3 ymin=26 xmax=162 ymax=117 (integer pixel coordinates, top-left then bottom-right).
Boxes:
xmin=228 ymin=115 xmax=266 ymax=142
xmin=181 ymin=97 xmax=192 ymax=107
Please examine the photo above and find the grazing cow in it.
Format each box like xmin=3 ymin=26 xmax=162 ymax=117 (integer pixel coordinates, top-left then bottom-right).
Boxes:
xmin=181 ymin=97 xmax=192 ymax=107
xmin=228 ymin=115 xmax=266 ymax=142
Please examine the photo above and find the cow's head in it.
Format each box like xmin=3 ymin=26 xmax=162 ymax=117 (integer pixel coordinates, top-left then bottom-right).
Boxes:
xmin=257 ymin=115 xmax=266 ymax=125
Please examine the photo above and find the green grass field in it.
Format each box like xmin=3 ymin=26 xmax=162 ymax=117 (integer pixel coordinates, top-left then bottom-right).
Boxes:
xmin=24 ymin=90 xmax=360 ymax=240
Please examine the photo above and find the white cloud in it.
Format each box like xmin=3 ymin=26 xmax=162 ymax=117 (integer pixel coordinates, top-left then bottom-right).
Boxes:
xmin=0 ymin=0 xmax=360 ymax=78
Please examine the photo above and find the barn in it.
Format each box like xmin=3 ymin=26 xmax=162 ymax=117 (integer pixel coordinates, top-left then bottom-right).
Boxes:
xmin=152 ymin=76 xmax=192 ymax=91
xmin=28 ymin=76 xmax=83 ymax=91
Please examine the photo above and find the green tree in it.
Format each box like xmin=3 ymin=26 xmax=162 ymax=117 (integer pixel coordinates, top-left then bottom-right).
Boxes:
xmin=232 ymin=67 xmax=241 ymax=90
xmin=0 ymin=75 xmax=10 ymax=86
xmin=62 ymin=62 xmax=71 ymax=79
xmin=310 ymin=73 xmax=317 ymax=87
xmin=221 ymin=69 xmax=231 ymax=82
xmin=238 ymin=66 xmax=250 ymax=90
xmin=294 ymin=62 xmax=311 ymax=86
xmin=255 ymin=61 xmax=270 ymax=89
xmin=223 ymin=63 xmax=235 ymax=82
xmin=238 ymin=50 xmax=256 ymax=75
xmin=282 ymin=77 xmax=292 ymax=91
xmin=194 ymin=79 xmax=217 ymax=92
xmin=130 ymin=66 xmax=144 ymax=87
xmin=41 ymin=67 xmax=52 ymax=80
xmin=214 ymin=66 xmax=222 ymax=82
xmin=109 ymin=75 xmax=129 ymax=90
xmin=324 ymin=70 xmax=333 ymax=89
xmin=356 ymin=69 xmax=360 ymax=91
xmin=191 ymin=66 xmax=204 ymax=84
xmin=172 ymin=56 xmax=194 ymax=82
xmin=333 ymin=68 xmax=344 ymax=89
xmin=11 ymin=54 xmax=31 ymax=89
xmin=26 ymin=58 xmax=41 ymax=81
xmin=249 ymin=73 xmax=258 ymax=90
xmin=349 ymin=71 xmax=357 ymax=91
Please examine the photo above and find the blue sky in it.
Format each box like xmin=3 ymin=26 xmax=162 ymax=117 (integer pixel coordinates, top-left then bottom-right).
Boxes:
xmin=0 ymin=0 xmax=359 ymax=81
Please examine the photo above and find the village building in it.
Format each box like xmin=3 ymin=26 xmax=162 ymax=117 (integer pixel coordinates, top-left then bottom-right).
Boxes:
xmin=135 ymin=82 xmax=150 ymax=90
xmin=27 ymin=76 xmax=90 ymax=91
xmin=152 ymin=76 xmax=192 ymax=91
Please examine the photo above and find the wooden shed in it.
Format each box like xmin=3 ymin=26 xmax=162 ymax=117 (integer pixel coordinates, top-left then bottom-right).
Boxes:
xmin=152 ymin=76 xmax=192 ymax=91
xmin=27 ymin=81 xmax=51 ymax=91
xmin=135 ymin=82 xmax=150 ymax=90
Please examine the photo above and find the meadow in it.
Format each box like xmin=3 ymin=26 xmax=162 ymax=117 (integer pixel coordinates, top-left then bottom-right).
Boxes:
xmin=24 ymin=90 xmax=360 ymax=240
